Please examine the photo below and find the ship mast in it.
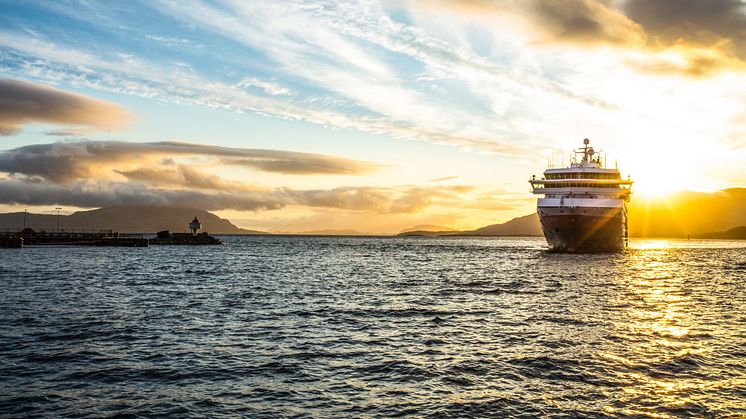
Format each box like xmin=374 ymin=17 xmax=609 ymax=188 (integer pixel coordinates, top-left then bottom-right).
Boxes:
xmin=575 ymin=138 xmax=600 ymax=166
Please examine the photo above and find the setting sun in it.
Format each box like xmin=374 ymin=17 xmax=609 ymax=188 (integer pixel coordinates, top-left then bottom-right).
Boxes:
xmin=629 ymin=169 xmax=678 ymax=198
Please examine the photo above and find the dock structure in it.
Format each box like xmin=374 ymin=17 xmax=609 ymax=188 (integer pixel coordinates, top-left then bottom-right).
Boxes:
xmin=1 ymin=217 xmax=222 ymax=248
xmin=0 ymin=229 xmax=149 ymax=248
xmin=0 ymin=234 xmax=23 ymax=248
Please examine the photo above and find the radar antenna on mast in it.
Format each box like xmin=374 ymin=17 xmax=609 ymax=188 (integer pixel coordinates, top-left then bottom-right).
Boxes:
xmin=576 ymin=138 xmax=592 ymax=163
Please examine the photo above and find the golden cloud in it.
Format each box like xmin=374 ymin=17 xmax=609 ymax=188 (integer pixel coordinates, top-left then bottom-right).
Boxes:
xmin=0 ymin=177 xmax=506 ymax=214
xmin=0 ymin=140 xmax=516 ymax=214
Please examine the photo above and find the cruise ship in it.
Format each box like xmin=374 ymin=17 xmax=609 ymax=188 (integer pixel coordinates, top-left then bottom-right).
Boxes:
xmin=529 ymin=139 xmax=633 ymax=251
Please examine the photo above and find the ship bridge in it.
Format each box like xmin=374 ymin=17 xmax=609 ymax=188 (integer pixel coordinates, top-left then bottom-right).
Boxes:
xmin=529 ymin=138 xmax=632 ymax=199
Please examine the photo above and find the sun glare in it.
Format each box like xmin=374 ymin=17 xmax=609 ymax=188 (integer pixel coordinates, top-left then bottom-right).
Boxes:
xmin=633 ymin=175 xmax=677 ymax=198
xmin=621 ymin=146 xmax=699 ymax=199
xmin=626 ymin=164 xmax=679 ymax=198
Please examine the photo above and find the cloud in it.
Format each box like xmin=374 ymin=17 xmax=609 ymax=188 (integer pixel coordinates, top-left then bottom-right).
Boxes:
xmin=625 ymin=0 xmax=746 ymax=52
xmin=421 ymin=0 xmax=746 ymax=75
xmin=287 ymin=185 xmax=476 ymax=213
xmin=0 ymin=78 xmax=130 ymax=135
xmin=0 ymin=5 xmax=551 ymax=155
xmin=114 ymin=165 xmax=263 ymax=192
xmin=516 ymin=0 xmax=643 ymax=45
xmin=419 ymin=0 xmax=644 ymax=45
xmin=0 ymin=140 xmax=379 ymax=182
xmin=0 ymin=140 xmax=504 ymax=213
xmin=428 ymin=175 xmax=459 ymax=182
xmin=623 ymin=0 xmax=746 ymax=75
xmin=0 ymin=179 xmax=286 ymax=211
xmin=236 ymin=77 xmax=292 ymax=96
xmin=0 ymin=176 xmax=494 ymax=214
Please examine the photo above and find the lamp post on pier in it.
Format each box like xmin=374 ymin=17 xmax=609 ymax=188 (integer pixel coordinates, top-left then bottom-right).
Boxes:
xmin=56 ymin=207 xmax=62 ymax=233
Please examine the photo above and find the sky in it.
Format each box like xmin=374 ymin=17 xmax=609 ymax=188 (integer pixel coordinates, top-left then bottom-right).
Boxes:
xmin=1 ymin=0 xmax=745 ymax=234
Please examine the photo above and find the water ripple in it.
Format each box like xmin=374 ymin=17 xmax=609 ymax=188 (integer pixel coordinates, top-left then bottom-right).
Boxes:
xmin=1 ymin=236 xmax=745 ymax=417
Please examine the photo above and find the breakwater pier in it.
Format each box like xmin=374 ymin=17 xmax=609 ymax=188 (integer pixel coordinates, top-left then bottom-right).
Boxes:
xmin=1 ymin=229 xmax=148 ymax=248
xmin=1 ymin=217 xmax=222 ymax=248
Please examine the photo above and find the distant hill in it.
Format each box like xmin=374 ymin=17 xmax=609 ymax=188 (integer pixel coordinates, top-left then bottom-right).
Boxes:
xmin=694 ymin=226 xmax=746 ymax=240
xmin=0 ymin=206 xmax=265 ymax=234
xmin=398 ymin=230 xmax=455 ymax=237
xmin=298 ymin=229 xmax=365 ymax=235
xmin=399 ymin=224 xmax=456 ymax=234
xmin=468 ymin=213 xmax=542 ymax=236
xmin=398 ymin=213 xmax=541 ymax=237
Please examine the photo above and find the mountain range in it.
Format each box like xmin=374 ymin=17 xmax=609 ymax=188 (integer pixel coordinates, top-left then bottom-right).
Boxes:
xmin=399 ymin=214 xmax=542 ymax=237
xmin=0 ymin=206 xmax=263 ymax=234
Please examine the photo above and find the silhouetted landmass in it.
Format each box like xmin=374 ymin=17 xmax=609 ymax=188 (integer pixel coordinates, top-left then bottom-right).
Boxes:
xmin=0 ymin=206 xmax=265 ymax=234
xmin=468 ymin=213 xmax=542 ymax=236
xmin=399 ymin=214 xmax=542 ymax=237
xmin=298 ymin=229 xmax=364 ymax=235
xmin=398 ymin=230 xmax=456 ymax=237
xmin=399 ymin=224 xmax=457 ymax=234
xmin=694 ymin=226 xmax=746 ymax=240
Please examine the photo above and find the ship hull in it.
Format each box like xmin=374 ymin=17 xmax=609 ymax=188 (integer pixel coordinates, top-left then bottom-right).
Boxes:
xmin=537 ymin=206 xmax=627 ymax=252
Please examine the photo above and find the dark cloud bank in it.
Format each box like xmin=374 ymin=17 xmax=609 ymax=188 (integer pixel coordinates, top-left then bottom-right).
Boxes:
xmin=0 ymin=79 xmax=130 ymax=135
xmin=0 ymin=141 xmax=379 ymax=182
xmin=0 ymin=140 xmax=484 ymax=213
xmin=0 ymin=178 xmax=475 ymax=213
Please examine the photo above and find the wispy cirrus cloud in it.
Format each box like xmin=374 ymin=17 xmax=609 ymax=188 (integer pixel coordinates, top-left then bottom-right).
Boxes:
xmin=236 ymin=77 xmax=292 ymax=96
xmin=0 ymin=78 xmax=130 ymax=135
xmin=2 ymin=0 xmax=745 ymax=182
xmin=0 ymin=2 xmax=562 ymax=155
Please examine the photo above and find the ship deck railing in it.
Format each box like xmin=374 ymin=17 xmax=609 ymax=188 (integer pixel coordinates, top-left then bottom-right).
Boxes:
xmin=530 ymin=188 xmax=631 ymax=196
xmin=530 ymin=179 xmax=633 ymax=185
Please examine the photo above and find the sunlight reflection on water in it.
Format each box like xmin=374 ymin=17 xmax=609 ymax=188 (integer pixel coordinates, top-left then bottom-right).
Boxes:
xmin=630 ymin=238 xmax=746 ymax=249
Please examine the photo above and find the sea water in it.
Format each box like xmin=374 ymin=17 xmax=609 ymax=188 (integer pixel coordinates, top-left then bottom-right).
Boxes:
xmin=1 ymin=236 xmax=745 ymax=417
